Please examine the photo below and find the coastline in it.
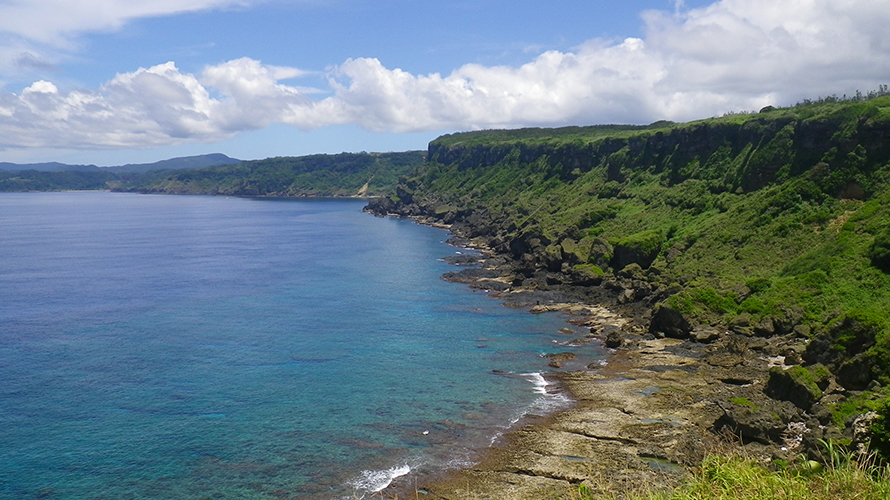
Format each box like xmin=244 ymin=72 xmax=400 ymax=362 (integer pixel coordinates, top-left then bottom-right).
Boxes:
xmin=373 ymin=213 xmax=798 ymax=500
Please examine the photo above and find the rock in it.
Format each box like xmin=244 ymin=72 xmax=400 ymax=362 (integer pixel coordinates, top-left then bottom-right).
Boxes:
xmin=649 ymin=304 xmax=692 ymax=339
xmin=442 ymin=254 xmax=483 ymax=266
xmin=544 ymin=352 xmax=576 ymax=368
xmin=692 ymin=327 xmax=721 ymax=343
xmin=728 ymin=313 xmax=752 ymax=335
xmin=853 ymin=411 xmax=880 ymax=454
xmin=441 ymin=267 xmax=499 ymax=283
xmin=617 ymin=263 xmax=645 ymax=280
xmin=611 ymin=230 xmax=664 ymax=270
xmin=706 ymin=352 xmax=745 ymax=368
xmin=752 ymin=317 xmax=776 ymax=337
xmin=764 ymin=366 xmax=823 ymax=411
xmin=715 ymin=400 xmax=790 ymax=444
xmin=617 ymin=288 xmax=636 ymax=304
xmin=603 ymin=326 xmax=624 ymax=348
xmin=837 ymin=352 xmax=875 ymax=390
xmin=783 ymin=352 xmax=802 ymax=365
xmin=568 ymin=264 xmax=605 ymax=286
xmin=793 ymin=324 xmax=811 ymax=337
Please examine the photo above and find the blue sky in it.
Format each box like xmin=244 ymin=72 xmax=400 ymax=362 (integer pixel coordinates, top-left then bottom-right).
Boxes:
xmin=0 ymin=0 xmax=887 ymax=166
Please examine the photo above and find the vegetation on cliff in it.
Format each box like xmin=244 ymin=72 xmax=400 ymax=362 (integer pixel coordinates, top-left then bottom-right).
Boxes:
xmin=0 ymin=170 xmax=119 ymax=191
xmin=114 ymin=151 xmax=425 ymax=197
xmin=367 ymin=94 xmax=890 ymax=449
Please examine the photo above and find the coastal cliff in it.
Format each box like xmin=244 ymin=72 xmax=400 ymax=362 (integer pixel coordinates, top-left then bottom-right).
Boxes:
xmin=367 ymin=95 xmax=890 ymax=496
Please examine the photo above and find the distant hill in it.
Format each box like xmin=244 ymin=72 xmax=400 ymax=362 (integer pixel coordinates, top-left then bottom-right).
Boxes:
xmin=0 ymin=153 xmax=241 ymax=173
xmin=116 ymin=151 xmax=426 ymax=198
xmin=1 ymin=151 xmax=424 ymax=196
xmin=105 ymin=154 xmax=242 ymax=173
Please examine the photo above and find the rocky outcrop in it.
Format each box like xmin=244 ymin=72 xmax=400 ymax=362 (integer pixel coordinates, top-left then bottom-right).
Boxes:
xmin=649 ymin=304 xmax=693 ymax=339
xmin=764 ymin=365 xmax=825 ymax=411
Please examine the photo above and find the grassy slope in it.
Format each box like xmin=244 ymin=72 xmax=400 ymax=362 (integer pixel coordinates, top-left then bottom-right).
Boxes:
xmin=402 ymin=97 xmax=890 ymax=376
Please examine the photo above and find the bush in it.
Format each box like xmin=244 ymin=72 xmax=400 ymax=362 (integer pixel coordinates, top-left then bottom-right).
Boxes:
xmin=870 ymin=228 xmax=890 ymax=271
xmin=870 ymin=399 xmax=890 ymax=461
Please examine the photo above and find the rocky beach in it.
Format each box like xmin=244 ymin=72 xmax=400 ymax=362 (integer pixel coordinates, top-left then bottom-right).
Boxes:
xmin=370 ymin=206 xmax=868 ymax=500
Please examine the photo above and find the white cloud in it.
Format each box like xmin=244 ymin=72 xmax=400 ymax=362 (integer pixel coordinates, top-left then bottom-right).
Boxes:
xmin=0 ymin=0 xmax=253 ymax=47
xmin=0 ymin=0 xmax=888 ymax=150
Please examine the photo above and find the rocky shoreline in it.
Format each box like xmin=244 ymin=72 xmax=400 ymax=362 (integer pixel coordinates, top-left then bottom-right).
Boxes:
xmin=366 ymin=200 xmax=876 ymax=500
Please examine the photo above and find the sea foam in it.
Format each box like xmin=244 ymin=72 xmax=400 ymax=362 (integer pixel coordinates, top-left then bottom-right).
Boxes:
xmin=351 ymin=464 xmax=411 ymax=495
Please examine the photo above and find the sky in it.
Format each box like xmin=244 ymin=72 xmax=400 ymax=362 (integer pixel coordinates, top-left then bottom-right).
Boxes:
xmin=0 ymin=0 xmax=888 ymax=166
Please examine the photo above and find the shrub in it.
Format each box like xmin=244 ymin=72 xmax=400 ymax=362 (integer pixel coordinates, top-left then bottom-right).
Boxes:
xmin=870 ymin=228 xmax=890 ymax=271
xmin=870 ymin=399 xmax=890 ymax=461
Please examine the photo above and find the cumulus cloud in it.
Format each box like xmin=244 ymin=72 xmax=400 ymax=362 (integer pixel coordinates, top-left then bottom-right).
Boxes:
xmin=0 ymin=0 xmax=888 ymax=150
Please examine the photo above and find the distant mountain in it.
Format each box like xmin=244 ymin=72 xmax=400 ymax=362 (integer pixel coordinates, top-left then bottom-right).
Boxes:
xmin=0 ymin=154 xmax=241 ymax=173
xmin=105 ymin=154 xmax=242 ymax=173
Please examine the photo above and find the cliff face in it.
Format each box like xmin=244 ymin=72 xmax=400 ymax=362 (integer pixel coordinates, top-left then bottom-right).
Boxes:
xmin=425 ymin=108 xmax=890 ymax=196
xmin=367 ymin=96 xmax=890 ymax=397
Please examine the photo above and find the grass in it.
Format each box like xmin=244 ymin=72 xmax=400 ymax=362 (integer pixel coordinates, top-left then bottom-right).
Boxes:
xmin=569 ymin=445 xmax=890 ymax=500
xmin=404 ymin=95 xmax=890 ymax=348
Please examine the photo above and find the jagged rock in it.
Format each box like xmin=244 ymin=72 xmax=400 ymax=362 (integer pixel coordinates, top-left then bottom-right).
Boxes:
xmin=649 ymin=304 xmax=692 ymax=339
xmin=764 ymin=366 xmax=823 ymax=411
xmin=603 ymin=326 xmax=624 ymax=348
xmin=853 ymin=411 xmax=880 ymax=454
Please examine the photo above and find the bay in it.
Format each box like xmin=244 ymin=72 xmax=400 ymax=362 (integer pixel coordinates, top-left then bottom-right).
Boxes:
xmin=0 ymin=192 xmax=603 ymax=499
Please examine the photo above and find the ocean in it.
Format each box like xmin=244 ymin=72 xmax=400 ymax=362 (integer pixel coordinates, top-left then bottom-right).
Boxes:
xmin=0 ymin=192 xmax=603 ymax=499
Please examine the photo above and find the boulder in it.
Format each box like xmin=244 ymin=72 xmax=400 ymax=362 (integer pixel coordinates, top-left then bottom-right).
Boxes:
xmin=836 ymin=353 xmax=875 ymax=390
xmin=611 ymin=230 xmax=664 ymax=270
xmin=715 ymin=399 xmax=798 ymax=444
xmin=603 ymin=326 xmax=624 ymax=348
xmin=764 ymin=366 xmax=823 ymax=411
xmin=649 ymin=304 xmax=692 ymax=339
xmin=692 ymin=327 xmax=721 ymax=343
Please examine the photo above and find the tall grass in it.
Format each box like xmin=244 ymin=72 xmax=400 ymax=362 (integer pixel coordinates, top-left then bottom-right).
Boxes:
xmin=573 ymin=445 xmax=890 ymax=500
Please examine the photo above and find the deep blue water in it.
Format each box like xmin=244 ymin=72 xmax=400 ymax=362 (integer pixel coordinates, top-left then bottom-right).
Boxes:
xmin=0 ymin=192 xmax=603 ymax=499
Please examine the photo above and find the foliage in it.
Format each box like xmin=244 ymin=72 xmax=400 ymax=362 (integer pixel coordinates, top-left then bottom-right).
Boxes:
xmin=396 ymin=96 xmax=890 ymax=331
xmin=870 ymin=228 xmax=890 ymax=271
xmin=116 ymin=151 xmax=426 ymax=197
xmin=574 ymin=452 xmax=890 ymax=500
xmin=0 ymin=170 xmax=117 ymax=191
xmin=870 ymin=400 xmax=890 ymax=461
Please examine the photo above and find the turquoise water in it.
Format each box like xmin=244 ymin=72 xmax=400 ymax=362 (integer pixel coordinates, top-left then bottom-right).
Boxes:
xmin=0 ymin=192 xmax=603 ymax=499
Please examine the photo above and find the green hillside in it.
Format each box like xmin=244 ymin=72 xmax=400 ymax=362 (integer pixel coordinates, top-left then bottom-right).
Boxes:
xmin=116 ymin=151 xmax=425 ymax=197
xmin=0 ymin=170 xmax=118 ymax=191
xmin=368 ymin=95 xmax=890 ymax=390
